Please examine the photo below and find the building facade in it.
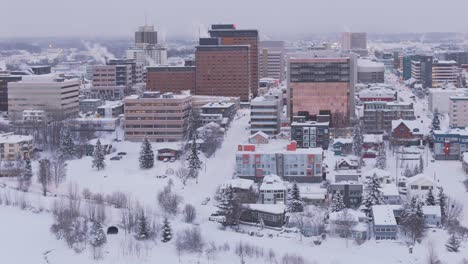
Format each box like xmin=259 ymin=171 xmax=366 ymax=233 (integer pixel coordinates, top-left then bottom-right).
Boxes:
xmin=357 ymin=59 xmax=385 ymax=83
xmin=250 ymin=94 xmax=282 ymax=135
xmin=8 ymin=75 xmax=79 ymax=122
xmin=290 ymin=121 xmax=330 ymax=149
xmin=0 ymin=73 xmax=21 ymax=112
xmin=123 ymin=92 xmax=191 ymax=142
xmin=146 ymin=66 xmax=196 ymax=94
xmin=433 ymin=128 xmax=468 ymax=160
xmin=449 ymin=95 xmax=468 ymax=128
xmin=259 ymin=40 xmax=285 ymax=80
xmin=0 ymin=133 xmax=33 ymax=161
xmin=362 ymin=101 xmax=415 ymax=133
xmin=287 ymin=52 xmax=356 ymax=127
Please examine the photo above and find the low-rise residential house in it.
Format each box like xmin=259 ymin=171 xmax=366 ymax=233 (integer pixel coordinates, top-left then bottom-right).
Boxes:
xmin=335 ymin=170 xmax=361 ymax=183
xmin=0 ymin=133 xmax=33 ymax=161
xmin=363 ymin=168 xmax=392 ymax=184
xmin=433 ymin=128 xmax=468 ymax=160
xmin=235 ymin=141 xmax=324 ymax=183
xmin=240 ymin=204 xmax=286 ymax=228
xmin=423 ymin=206 xmax=441 ymax=227
xmin=363 ymin=134 xmax=384 ymax=158
xmin=300 ymin=185 xmax=328 ymax=205
xmin=391 ymin=119 xmax=424 ymax=146
xmin=380 ymin=184 xmax=401 ymax=205
xmin=372 ymin=205 xmax=398 ymax=240
xmin=407 ymin=174 xmax=436 ymax=199
xmin=221 ymin=178 xmax=256 ymax=204
xmin=248 ymin=131 xmax=270 ymax=145
xmin=329 ymin=209 xmax=369 ymax=240
xmin=328 ymin=182 xmax=363 ymax=208
xmin=335 ymin=156 xmax=359 ymax=170
xmin=259 ymin=175 xmax=287 ymax=204
xmin=157 ymin=148 xmax=180 ymax=161
xmin=332 ymin=138 xmax=353 ymax=155
xmin=290 ymin=121 xmax=330 ymax=149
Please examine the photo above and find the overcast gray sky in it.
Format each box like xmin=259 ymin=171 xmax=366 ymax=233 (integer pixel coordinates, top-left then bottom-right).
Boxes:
xmin=0 ymin=0 xmax=466 ymax=39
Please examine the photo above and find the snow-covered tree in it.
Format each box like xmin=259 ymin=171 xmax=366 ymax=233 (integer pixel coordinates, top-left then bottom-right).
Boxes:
xmin=38 ymin=159 xmax=51 ymax=196
xmin=362 ymin=177 xmax=384 ymax=217
xmin=446 ymin=233 xmax=461 ymax=252
xmin=59 ymin=127 xmax=75 ymax=159
xmin=431 ymin=112 xmax=441 ymax=134
xmin=139 ymin=137 xmax=154 ymax=169
xmin=330 ymin=192 xmax=346 ymax=212
xmin=286 ymin=182 xmax=304 ymax=213
xmin=92 ymin=139 xmax=105 ymax=170
xmin=217 ymin=185 xmax=241 ymax=226
xmin=437 ymin=187 xmax=447 ymax=225
xmin=136 ymin=210 xmax=149 ymax=240
xmin=187 ymin=138 xmax=202 ymax=183
xmin=186 ymin=106 xmax=202 ymax=141
xmin=352 ymin=125 xmax=363 ymax=158
xmin=400 ymin=197 xmax=425 ymax=243
xmin=419 ymin=155 xmax=424 ymax=174
xmin=425 ymin=187 xmax=436 ymax=206
xmin=19 ymin=157 xmax=33 ymax=192
xmin=89 ymin=221 xmax=107 ymax=259
xmin=161 ymin=218 xmax=172 ymax=243
xmin=375 ymin=145 xmax=387 ymax=170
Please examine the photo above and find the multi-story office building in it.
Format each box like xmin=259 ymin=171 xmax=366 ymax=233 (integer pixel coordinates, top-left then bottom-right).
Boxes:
xmin=8 ymin=75 xmax=79 ymax=122
xmin=342 ymin=32 xmax=368 ymax=56
xmin=432 ymin=60 xmax=458 ymax=88
xmin=0 ymin=73 xmax=22 ymax=112
xmin=92 ymin=64 xmax=132 ymax=98
xmin=442 ymin=51 xmax=468 ymax=67
xmin=402 ymin=55 xmax=418 ymax=80
xmin=97 ymin=101 xmax=124 ymax=118
xmin=449 ymin=95 xmax=468 ymax=128
xmin=259 ymin=41 xmax=285 ymax=80
xmin=357 ymin=85 xmax=397 ymax=102
xmin=79 ymin=98 xmax=104 ymax=113
xmin=146 ymin=66 xmax=196 ymax=94
xmin=135 ymin=25 xmax=158 ymax=48
xmin=250 ymin=94 xmax=282 ymax=135
xmin=287 ymin=51 xmax=357 ymax=127
xmin=428 ymin=88 xmax=468 ymax=113
xmin=123 ymin=92 xmax=191 ymax=142
xmin=290 ymin=121 xmax=330 ymax=149
xmin=195 ymin=42 xmax=251 ymax=101
xmin=209 ymin=24 xmax=259 ymax=96
xmin=357 ymin=59 xmax=385 ymax=83
xmin=236 ymin=141 xmax=324 ymax=183
xmin=362 ymin=101 xmax=415 ymax=133
xmin=107 ymin=58 xmax=144 ymax=85
xmin=411 ymin=55 xmax=434 ymax=88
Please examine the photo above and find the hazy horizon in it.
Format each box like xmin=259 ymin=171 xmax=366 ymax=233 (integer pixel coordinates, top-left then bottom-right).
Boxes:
xmin=1 ymin=0 xmax=467 ymax=39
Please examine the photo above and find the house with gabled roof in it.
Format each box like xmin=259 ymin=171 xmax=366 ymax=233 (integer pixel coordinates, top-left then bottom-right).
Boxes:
xmin=391 ymin=119 xmax=424 ymax=146
xmin=248 ymin=131 xmax=270 ymax=144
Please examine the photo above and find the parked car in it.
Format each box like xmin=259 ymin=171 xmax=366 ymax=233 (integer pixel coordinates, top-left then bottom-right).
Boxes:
xmin=110 ymin=156 xmax=122 ymax=161
xmin=169 ymin=157 xmax=176 ymax=162
xmin=117 ymin=152 xmax=127 ymax=156
xmin=156 ymin=175 xmax=167 ymax=179
xmin=163 ymin=158 xmax=169 ymax=162
xmin=201 ymin=197 xmax=210 ymax=205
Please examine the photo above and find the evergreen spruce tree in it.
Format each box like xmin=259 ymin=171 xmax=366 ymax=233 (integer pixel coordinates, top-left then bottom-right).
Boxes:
xmin=136 ymin=210 xmax=149 ymax=240
xmin=217 ymin=186 xmax=238 ymax=225
xmin=425 ymin=187 xmax=436 ymax=206
xmin=362 ymin=177 xmax=385 ymax=217
xmin=437 ymin=187 xmax=447 ymax=225
xmin=186 ymin=107 xmax=201 ymax=141
xmin=21 ymin=157 xmax=33 ymax=192
xmin=418 ymin=155 xmax=424 ymax=174
xmin=59 ymin=127 xmax=75 ymax=159
xmin=431 ymin=112 xmax=441 ymax=134
xmin=375 ymin=145 xmax=387 ymax=170
xmin=92 ymin=139 xmax=105 ymax=170
xmin=286 ymin=182 xmax=304 ymax=213
xmin=89 ymin=221 xmax=107 ymax=259
xmin=445 ymin=233 xmax=461 ymax=252
xmin=400 ymin=197 xmax=425 ymax=243
xmin=139 ymin=137 xmax=154 ymax=169
xmin=330 ymin=192 xmax=346 ymax=212
xmin=187 ymin=138 xmax=202 ymax=183
xmin=352 ymin=125 xmax=363 ymax=158
xmin=161 ymin=218 xmax=172 ymax=243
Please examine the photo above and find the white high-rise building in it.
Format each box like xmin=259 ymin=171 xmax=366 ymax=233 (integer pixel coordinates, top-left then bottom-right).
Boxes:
xmin=250 ymin=91 xmax=282 ymax=135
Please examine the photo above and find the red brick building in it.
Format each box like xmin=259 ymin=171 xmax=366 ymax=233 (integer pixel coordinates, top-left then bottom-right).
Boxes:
xmin=195 ymin=45 xmax=251 ymax=101
xmin=391 ymin=119 xmax=423 ymax=146
xmin=209 ymin=24 xmax=259 ymax=97
xmin=146 ymin=66 xmax=195 ymax=94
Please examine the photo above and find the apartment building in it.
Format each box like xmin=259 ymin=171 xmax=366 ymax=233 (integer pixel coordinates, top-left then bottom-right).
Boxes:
xmin=432 ymin=60 xmax=458 ymax=88
xmin=342 ymin=32 xmax=368 ymax=56
xmin=8 ymin=75 xmax=80 ymax=122
xmin=449 ymin=95 xmax=468 ymax=128
xmin=290 ymin=120 xmax=330 ymax=149
xmin=428 ymin=88 xmax=468 ymax=113
xmin=287 ymin=51 xmax=357 ymax=127
xmin=363 ymin=101 xmax=415 ymax=133
xmin=250 ymin=94 xmax=282 ymax=135
xmin=259 ymin=40 xmax=285 ymax=80
xmin=91 ymin=65 xmax=132 ymax=98
xmin=235 ymin=141 xmax=324 ymax=183
xmin=107 ymin=58 xmax=144 ymax=85
xmin=146 ymin=66 xmax=196 ymax=94
xmin=0 ymin=132 xmax=33 ymax=161
xmin=411 ymin=55 xmax=433 ymax=88
xmin=123 ymin=92 xmax=191 ymax=142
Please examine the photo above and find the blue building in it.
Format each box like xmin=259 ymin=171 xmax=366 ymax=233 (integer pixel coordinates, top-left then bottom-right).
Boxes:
xmin=372 ymin=205 xmax=398 ymax=240
xmin=433 ymin=128 xmax=468 ymax=160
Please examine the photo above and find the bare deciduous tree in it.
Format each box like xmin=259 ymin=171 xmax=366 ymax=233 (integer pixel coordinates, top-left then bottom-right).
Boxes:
xmin=51 ymin=156 xmax=67 ymax=188
xmin=175 ymin=167 xmax=191 ymax=188
xmin=157 ymin=183 xmax=182 ymax=215
xmin=183 ymin=204 xmax=197 ymax=223
xmin=38 ymin=159 xmax=51 ymax=196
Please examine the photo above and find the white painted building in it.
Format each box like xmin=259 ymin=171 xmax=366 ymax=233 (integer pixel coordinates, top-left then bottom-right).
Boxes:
xmin=428 ymin=88 xmax=468 ymax=113
xmin=250 ymin=93 xmax=282 ymax=135
xmin=449 ymin=95 xmax=468 ymax=128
